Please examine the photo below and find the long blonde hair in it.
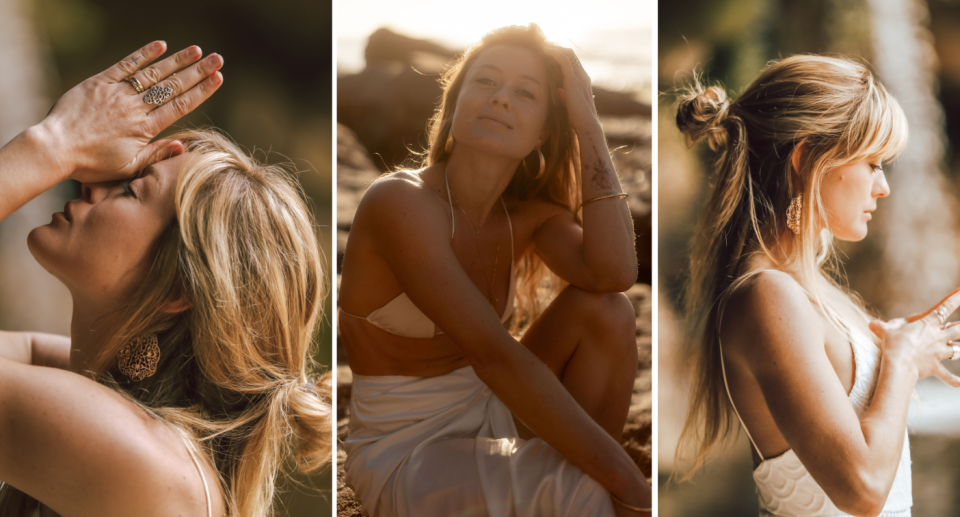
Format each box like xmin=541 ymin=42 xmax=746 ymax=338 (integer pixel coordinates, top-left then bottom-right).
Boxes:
xmin=423 ymin=23 xmax=582 ymax=328
xmin=674 ymin=55 xmax=907 ymax=477
xmin=1 ymin=129 xmax=332 ymax=516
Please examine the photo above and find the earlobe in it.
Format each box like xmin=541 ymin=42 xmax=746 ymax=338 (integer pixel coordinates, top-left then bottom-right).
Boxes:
xmin=163 ymin=299 xmax=192 ymax=314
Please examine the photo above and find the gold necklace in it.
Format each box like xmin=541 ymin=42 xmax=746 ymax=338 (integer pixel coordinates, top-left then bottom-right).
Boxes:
xmin=451 ymin=194 xmax=502 ymax=307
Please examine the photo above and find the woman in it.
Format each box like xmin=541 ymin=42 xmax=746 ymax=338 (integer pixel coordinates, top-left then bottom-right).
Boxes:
xmin=339 ymin=24 xmax=651 ymax=516
xmin=674 ymin=55 xmax=960 ymax=516
xmin=0 ymin=42 xmax=332 ymax=516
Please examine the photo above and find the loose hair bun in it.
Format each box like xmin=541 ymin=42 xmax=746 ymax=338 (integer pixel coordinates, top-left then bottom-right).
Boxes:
xmin=676 ymin=85 xmax=731 ymax=151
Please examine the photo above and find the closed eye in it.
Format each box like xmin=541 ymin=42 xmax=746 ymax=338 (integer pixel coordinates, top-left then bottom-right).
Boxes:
xmin=121 ymin=182 xmax=136 ymax=197
xmin=871 ymin=164 xmax=883 ymax=173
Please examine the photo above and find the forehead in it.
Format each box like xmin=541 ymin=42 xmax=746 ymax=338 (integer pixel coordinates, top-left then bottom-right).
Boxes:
xmin=467 ymin=44 xmax=548 ymax=83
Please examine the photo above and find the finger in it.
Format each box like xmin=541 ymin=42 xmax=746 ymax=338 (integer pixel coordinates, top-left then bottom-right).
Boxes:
xmin=127 ymin=139 xmax=184 ymax=173
xmin=147 ymin=72 xmax=224 ymax=134
xmin=543 ymin=47 xmax=576 ymax=83
xmin=869 ymin=320 xmax=888 ymax=338
xmin=101 ymin=41 xmax=167 ymax=82
xmin=922 ymin=286 xmax=960 ymax=325
xmin=131 ymin=45 xmax=203 ymax=90
xmin=941 ymin=324 xmax=960 ymax=343
xmin=935 ymin=364 xmax=960 ymax=388
xmin=144 ymin=53 xmax=223 ymax=110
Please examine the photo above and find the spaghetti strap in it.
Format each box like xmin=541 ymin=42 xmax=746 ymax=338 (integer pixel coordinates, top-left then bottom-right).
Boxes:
xmin=718 ymin=340 xmax=765 ymax=461
xmin=180 ymin=433 xmax=213 ymax=517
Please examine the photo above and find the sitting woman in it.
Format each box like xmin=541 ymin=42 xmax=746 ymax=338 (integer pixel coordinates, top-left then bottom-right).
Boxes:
xmin=674 ymin=55 xmax=960 ymax=516
xmin=339 ymin=24 xmax=650 ymax=516
xmin=0 ymin=41 xmax=332 ymax=517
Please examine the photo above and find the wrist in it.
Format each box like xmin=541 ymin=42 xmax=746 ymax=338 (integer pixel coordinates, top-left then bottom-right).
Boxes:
xmin=882 ymin=346 xmax=920 ymax=381
xmin=26 ymin=119 xmax=73 ymax=182
xmin=573 ymin=117 xmax=605 ymax=141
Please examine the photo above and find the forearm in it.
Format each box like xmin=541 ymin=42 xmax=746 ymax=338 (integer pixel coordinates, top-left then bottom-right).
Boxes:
xmin=472 ymin=341 xmax=648 ymax=502
xmin=0 ymin=124 xmax=69 ymax=222
xmin=0 ymin=331 xmax=71 ymax=369
xmin=576 ymin=122 xmax=637 ymax=289
xmin=857 ymin=353 xmax=916 ymax=482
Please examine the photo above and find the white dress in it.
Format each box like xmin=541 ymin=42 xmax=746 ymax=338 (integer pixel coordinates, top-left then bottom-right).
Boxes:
xmin=343 ymin=365 xmax=615 ymax=517
xmin=722 ymin=326 xmax=912 ymax=516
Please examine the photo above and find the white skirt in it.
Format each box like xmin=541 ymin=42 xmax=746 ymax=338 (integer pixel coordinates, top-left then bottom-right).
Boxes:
xmin=343 ymin=365 xmax=615 ymax=517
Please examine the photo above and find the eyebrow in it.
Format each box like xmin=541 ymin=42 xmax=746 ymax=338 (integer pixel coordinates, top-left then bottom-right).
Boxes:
xmin=475 ymin=64 xmax=542 ymax=86
xmin=134 ymin=165 xmax=155 ymax=180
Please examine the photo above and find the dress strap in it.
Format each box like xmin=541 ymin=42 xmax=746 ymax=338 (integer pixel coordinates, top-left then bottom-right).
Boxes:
xmin=444 ymin=166 xmax=456 ymax=240
xmin=180 ymin=433 xmax=213 ymax=517
xmin=718 ymin=341 xmax=766 ymax=461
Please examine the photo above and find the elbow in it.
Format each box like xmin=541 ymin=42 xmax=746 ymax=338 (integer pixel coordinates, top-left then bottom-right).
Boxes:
xmin=831 ymin=469 xmax=891 ymax=517
xmin=592 ymin=267 xmax=636 ymax=293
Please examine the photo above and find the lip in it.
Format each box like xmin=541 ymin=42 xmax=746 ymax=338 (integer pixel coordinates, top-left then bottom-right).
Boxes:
xmin=477 ymin=114 xmax=513 ymax=129
xmin=62 ymin=202 xmax=74 ymax=222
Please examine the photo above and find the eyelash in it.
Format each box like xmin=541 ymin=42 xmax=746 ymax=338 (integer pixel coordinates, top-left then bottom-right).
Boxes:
xmin=871 ymin=164 xmax=883 ymax=173
xmin=477 ymin=78 xmax=535 ymax=99
xmin=122 ymin=182 xmax=136 ymax=197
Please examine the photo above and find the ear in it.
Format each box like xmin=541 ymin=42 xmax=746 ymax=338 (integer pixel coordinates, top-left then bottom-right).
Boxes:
xmin=789 ymin=140 xmax=807 ymax=191
xmin=162 ymin=299 xmax=192 ymax=314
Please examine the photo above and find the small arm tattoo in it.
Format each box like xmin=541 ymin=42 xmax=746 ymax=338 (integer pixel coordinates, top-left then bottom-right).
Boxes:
xmin=590 ymin=145 xmax=616 ymax=191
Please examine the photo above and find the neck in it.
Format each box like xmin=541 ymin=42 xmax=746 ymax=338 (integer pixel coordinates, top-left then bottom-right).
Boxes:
xmin=445 ymin=145 xmax=519 ymax=226
xmin=69 ymin=293 xmax=122 ymax=375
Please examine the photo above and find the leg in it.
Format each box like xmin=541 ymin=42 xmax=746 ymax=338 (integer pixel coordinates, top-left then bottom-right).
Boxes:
xmin=514 ymin=285 xmax=638 ymax=440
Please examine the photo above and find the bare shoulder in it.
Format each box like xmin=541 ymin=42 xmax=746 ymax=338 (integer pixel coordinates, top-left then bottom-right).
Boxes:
xmin=356 ymin=170 xmax=447 ymax=225
xmin=0 ymin=359 xmax=213 ymax=516
xmin=721 ymin=270 xmax=825 ymax=357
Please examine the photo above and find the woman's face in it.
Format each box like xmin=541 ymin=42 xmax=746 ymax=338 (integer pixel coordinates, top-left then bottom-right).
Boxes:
xmin=28 ymin=153 xmax=186 ymax=304
xmin=819 ymin=157 xmax=890 ymax=241
xmin=450 ymin=44 xmax=550 ymax=159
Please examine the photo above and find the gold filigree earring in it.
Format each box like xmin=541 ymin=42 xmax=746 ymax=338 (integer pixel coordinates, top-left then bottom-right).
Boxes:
xmin=117 ymin=333 xmax=160 ymax=381
xmin=786 ymin=194 xmax=802 ymax=235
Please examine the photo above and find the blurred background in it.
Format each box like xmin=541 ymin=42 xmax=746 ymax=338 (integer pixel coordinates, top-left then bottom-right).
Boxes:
xmin=0 ymin=0 xmax=332 ymax=515
xmin=659 ymin=0 xmax=960 ymax=514
xmin=334 ymin=1 xmax=652 ymax=514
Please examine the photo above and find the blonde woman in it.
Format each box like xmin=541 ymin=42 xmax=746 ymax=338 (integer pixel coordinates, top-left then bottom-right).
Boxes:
xmin=0 ymin=42 xmax=332 ymax=516
xmin=675 ymin=55 xmax=960 ymax=516
xmin=339 ymin=24 xmax=650 ymax=516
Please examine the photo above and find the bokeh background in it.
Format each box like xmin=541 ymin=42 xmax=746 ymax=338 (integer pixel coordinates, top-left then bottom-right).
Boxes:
xmin=0 ymin=0 xmax=332 ymax=515
xmin=659 ymin=0 xmax=960 ymax=514
xmin=334 ymin=1 xmax=652 ymax=514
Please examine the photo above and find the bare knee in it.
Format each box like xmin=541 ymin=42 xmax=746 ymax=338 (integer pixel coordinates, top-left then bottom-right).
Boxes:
xmin=561 ymin=286 xmax=637 ymax=352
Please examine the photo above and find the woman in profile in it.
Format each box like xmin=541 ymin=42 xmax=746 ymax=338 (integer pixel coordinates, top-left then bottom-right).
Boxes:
xmin=339 ymin=24 xmax=650 ymax=516
xmin=675 ymin=55 xmax=960 ymax=516
xmin=0 ymin=41 xmax=331 ymax=516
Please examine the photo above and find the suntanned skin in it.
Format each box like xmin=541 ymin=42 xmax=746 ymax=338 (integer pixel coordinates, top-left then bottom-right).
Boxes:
xmin=339 ymin=44 xmax=649 ymax=513
xmin=720 ymin=149 xmax=960 ymax=517
xmin=0 ymin=41 xmax=226 ymax=516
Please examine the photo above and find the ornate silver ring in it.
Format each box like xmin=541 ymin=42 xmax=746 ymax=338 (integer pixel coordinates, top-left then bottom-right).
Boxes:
xmin=951 ymin=344 xmax=960 ymax=361
xmin=143 ymin=85 xmax=173 ymax=106
xmin=126 ymin=76 xmax=145 ymax=94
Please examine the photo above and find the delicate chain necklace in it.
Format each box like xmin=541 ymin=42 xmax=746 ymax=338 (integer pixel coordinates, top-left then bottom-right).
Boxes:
xmin=451 ymin=192 xmax=503 ymax=307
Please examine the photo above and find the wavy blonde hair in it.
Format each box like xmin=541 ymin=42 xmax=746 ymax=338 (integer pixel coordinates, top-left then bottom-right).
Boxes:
xmin=673 ymin=55 xmax=907 ymax=478
xmin=422 ymin=23 xmax=582 ymax=328
xmin=1 ymin=129 xmax=332 ymax=516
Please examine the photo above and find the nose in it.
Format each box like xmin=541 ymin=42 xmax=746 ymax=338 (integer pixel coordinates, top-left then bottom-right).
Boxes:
xmin=490 ymin=86 xmax=510 ymax=110
xmin=873 ymin=170 xmax=891 ymax=198
xmin=81 ymin=182 xmax=113 ymax=204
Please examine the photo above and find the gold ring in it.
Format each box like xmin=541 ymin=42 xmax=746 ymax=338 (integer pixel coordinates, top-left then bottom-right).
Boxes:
xmin=126 ymin=76 xmax=145 ymax=94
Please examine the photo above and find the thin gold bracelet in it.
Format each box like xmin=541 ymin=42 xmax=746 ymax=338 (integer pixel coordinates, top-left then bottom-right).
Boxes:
xmin=580 ymin=192 xmax=628 ymax=210
xmin=610 ymin=493 xmax=651 ymax=513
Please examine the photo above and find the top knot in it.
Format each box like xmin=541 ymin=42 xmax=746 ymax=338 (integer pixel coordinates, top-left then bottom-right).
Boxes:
xmin=676 ymin=85 xmax=732 ymax=151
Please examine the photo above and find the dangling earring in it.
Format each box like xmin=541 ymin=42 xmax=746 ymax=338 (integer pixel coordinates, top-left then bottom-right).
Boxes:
xmin=786 ymin=194 xmax=802 ymax=235
xmin=445 ymin=135 xmax=454 ymax=154
xmin=117 ymin=333 xmax=160 ymax=381
xmin=534 ymin=148 xmax=545 ymax=179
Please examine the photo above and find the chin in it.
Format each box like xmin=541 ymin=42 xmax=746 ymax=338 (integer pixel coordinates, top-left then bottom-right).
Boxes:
xmin=26 ymin=225 xmax=65 ymax=280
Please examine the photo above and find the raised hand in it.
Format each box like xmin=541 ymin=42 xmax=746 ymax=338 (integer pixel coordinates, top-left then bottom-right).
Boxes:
xmin=870 ymin=286 xmax=960 ymax=386
xmin=543 ymin=46 xmax=599 ymax=132
xmin=38 ymin=41 xmax=224 ymax=183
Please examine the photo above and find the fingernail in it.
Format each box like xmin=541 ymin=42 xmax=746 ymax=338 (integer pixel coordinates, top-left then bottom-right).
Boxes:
xmin=153 ymin=41 xmax=165 ymax=51
xmin=188 ymin=46 xmax=202 ymax=59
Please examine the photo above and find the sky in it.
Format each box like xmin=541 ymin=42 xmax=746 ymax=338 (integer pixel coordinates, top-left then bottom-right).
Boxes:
xmin=336 ymin=0 xmax=653 ymax=94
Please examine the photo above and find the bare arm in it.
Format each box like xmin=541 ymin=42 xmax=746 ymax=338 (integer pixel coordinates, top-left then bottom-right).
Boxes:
xmin=357 ymin=178 xmax=648 ymax=507
xmin=0 ymin=331 xmax=70 ymax=369
xmin=532 ymin=48 xmax=636 ymax=292
xmin=0 ymin=356 xmax=204 ymax=517
xmin=726 ymin=273 xmax=960 ymax=516
xmin=0 ymin=41 xmax=223 ymax=222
